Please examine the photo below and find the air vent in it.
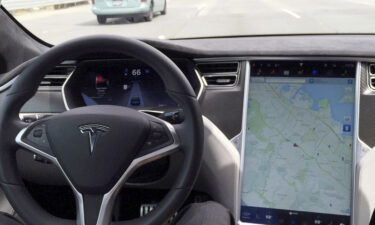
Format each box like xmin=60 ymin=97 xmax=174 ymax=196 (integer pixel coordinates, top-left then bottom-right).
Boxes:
xmin=370 ymin=77 xmax=375 ymax=89
xmin=196 ymin=61 xmax=240 ymax=87
xmin=203 ymin=75 xmax=237 ymax=86
xmin=49 ymin=66 xmax=75 ymax=76
xmin=196 ymin=62 xmax=239 ymax=74
xmin=369 ymin=64 xmax=375 ymax=76
xmin=40 ymin=76 xmax=67 ymax=87
xmin=40 ymin=66 xmax=75 ymax=89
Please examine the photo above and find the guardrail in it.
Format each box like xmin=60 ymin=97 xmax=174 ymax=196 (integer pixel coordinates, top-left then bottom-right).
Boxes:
xmin=2 ymin=0 xmax=89 ymax=11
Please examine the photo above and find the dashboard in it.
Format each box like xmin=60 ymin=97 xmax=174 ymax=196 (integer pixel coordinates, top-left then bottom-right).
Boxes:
xmin=23 ymin=58 xmax=363 ymax=225
xmin=8 ymin=36 xmax=375 ymax=225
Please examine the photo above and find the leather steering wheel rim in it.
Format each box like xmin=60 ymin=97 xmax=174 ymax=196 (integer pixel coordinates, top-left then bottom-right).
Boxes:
xmin=0 ymin=35 xmax=204 ymax=225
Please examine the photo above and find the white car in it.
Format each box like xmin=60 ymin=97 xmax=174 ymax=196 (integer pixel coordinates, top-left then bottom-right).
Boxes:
xmin=92 ymin=0 xmax=167 ymax=24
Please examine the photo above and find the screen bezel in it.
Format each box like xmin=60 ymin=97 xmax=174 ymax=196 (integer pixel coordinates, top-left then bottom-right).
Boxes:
xmin=237 ymin=61 xmax=360 ymax=225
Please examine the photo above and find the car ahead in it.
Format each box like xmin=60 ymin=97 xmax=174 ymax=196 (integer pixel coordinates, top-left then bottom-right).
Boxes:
xmin=92 ymin=0 xmax=166 ymax=24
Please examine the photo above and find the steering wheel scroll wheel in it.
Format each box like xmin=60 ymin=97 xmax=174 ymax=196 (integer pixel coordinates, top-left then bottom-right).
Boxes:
xmin=0 ymin=35 xmax=204 ymax=225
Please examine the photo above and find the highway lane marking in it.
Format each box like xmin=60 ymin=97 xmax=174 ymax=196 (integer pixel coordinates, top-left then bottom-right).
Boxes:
xmin=344 ymin=0 xmax=375 ymax=6
xmin=196 ymin=4 xmax=208 ymax=16
xmin=282 ymin=9 xmax=301 ymax=19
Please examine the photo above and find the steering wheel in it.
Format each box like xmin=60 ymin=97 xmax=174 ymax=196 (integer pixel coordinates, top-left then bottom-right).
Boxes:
xmin=0 ymin=36 xmax=204 ymax=225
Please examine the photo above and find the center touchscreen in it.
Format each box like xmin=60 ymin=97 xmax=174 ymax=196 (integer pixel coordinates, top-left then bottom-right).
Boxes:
xmin=240 ymin=61 xmax=356 ymax=225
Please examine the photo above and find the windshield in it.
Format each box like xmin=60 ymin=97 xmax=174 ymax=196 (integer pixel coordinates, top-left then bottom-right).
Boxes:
xmin=2 ymin=0 xmax=374 ymax=44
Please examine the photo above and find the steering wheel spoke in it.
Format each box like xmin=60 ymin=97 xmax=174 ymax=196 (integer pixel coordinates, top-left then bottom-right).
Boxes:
xmin=74 ymin=194 xmax=104 ymax=225
xmin=15 ymin=119 xmax=55 ymax=162
xmin=137 ymin=114 xmax=180 ymax=160
xmin=82 ymin=117 xmax=181 ymax=225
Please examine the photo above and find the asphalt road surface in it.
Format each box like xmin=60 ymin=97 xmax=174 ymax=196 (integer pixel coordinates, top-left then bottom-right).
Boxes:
xmin=6 ymin=0 xmax=375 ymax=44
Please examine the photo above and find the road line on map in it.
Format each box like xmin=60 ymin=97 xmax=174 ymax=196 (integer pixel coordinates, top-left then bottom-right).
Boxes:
xmin=282 ymin=9 xmax=301 ymax=19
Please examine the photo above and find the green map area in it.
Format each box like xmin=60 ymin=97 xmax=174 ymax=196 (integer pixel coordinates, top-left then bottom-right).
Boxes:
xmin=241 ymin=77 xmax=354 ymax=216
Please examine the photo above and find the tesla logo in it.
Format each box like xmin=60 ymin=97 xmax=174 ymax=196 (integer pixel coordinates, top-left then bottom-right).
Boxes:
xmin=78 ymin=124 xmax=110 ymax=154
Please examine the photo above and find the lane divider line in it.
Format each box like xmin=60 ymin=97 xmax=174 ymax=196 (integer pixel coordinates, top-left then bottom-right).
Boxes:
xmin=282 ymin=9 xmax=301 ymax=19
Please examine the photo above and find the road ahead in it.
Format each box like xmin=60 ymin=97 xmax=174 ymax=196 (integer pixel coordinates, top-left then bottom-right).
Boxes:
xmin=7 ymin=0 xmax=375 ymax=44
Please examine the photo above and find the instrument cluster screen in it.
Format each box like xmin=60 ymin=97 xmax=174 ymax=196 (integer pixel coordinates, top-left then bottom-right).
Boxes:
xmin=77 ymin=60 xmax=177 ymax=110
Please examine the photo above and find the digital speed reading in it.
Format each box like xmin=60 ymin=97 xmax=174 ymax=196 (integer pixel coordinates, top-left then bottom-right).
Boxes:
xmin=123 ymin=68 xmax=151 ymax=77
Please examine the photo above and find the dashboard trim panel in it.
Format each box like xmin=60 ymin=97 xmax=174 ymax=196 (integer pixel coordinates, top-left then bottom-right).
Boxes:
xmin=194 ymin=56 xmax=375 ymax=63
xmin=352 ymin=62 xmax=361 ymax=225
xmin=193 ymin=68 xmax=205 ymax=99
xmin=61 ymin=67 xmax=76 ymax=110
xmin=237 ymin=61 xmax=251 ymax=223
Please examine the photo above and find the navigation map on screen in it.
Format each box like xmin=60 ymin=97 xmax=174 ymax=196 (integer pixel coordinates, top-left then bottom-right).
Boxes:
xmin=241 ymin=75 xmax=355 ymax=225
